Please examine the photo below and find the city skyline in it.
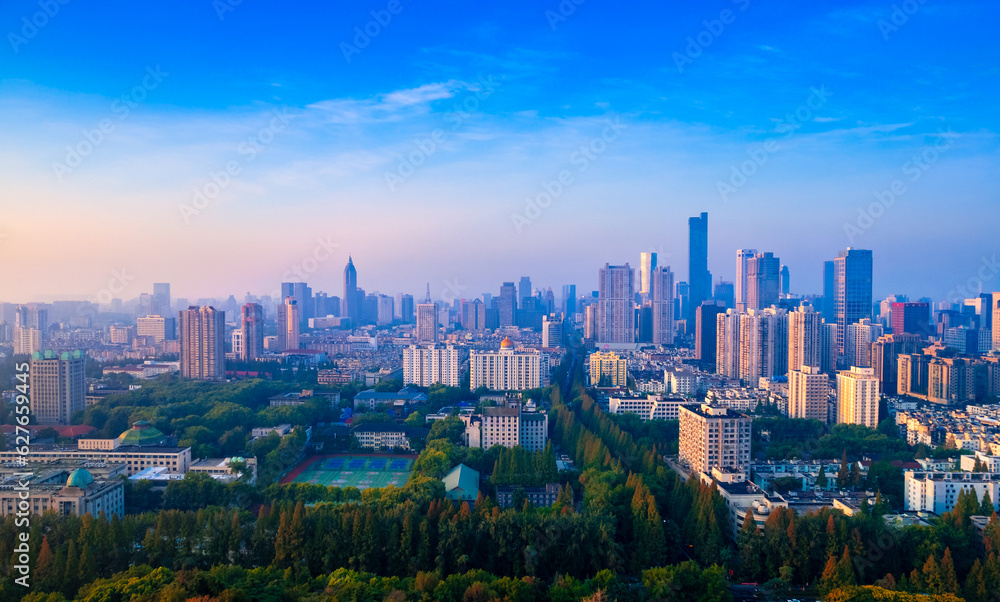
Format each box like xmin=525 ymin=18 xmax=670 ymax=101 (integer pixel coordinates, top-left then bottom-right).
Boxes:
xmin=1 ymin=2 xmax=998 ymax=301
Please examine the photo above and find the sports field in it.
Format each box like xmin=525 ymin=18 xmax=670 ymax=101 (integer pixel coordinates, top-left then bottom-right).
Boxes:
xmin=286 ymin=455 xmax=414 ymax=489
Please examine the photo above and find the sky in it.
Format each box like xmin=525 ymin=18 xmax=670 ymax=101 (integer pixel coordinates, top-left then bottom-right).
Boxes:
xmin=0 ymin=0 xmax=997 ymax=305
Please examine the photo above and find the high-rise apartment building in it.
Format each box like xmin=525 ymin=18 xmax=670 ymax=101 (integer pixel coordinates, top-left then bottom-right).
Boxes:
xmin=377 ymin=295 xmax=394 ymax=326
xmin=737 ymin=307 xmax=788 ymax=383
xmin=281 ymin=282 xmax=313 ymax=329
xmin=276 ymin=297 xmax=300 ymax=352
xmin=180 ymin=306 xmax=225 ymax=381
xmin=239 ymin=303 xmax=264 ymax=361
xmin=715 ymin=310 xmax=741 ymax=379
xmin=821 ymin=322 xmax=839 ymax=374
xmin=788 ymin=365 xmax=829 ymax=423
xmin=678 ymin=404 xmax=751 ymax=475
xmin=834 ymin=248 xmax=874 ymax=354
xmin=470 ymin=338 xmax=542 ymax=391
xmin=542 ymin=314 xmax=563 ymax=347
xmin=639 ymin=252 xmax=657 ymax=296
xmin=14 ymin=304 xmax=47 ymax=356
xmin=136 ymin=315 xmax=176 ymax=342
xmin=402 ymin=345 xmax=461 ymax=387
xmin=746 ymin=252 xmax=781 ymax=310
xmin=789 ymin=304 xmax=823 ymax=372
xmin=597 ymin=263 xmax=635 ymax=344
xmin=29 ymin=350 xmax=85 ymax=424
xmin=650 ymin=265 xmax=675 ymax=345
xmin=735 ymin=249 xmax=757 ymax=312
xmin=845 ymin=318 xmax=883 ymax=368
xmin=416 ymin=303 xmax=438 ymax=344
xmin=837 ymin=366 xmax=880 ymax=428
xmin=589 ymin=351 xmax=628 ymax=387
xmin=696 ymin=303 xmax=727 ymax=366
xmin=688 ymin=212 xmax=710 ymax=324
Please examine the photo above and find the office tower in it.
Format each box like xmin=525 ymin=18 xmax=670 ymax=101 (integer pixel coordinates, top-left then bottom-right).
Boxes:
xmin=470 ymin=338 xmax=542 ymax=390
xmin=542 ymin=314 xmax=563 ymax=347
xmin=735 ymin=249 xmax=758 ymax=312
xmin=398 ymin=294 xmax=414 ymax=323
xmin=362 ymin=292 xmax=378 ymax=324
xmin=461 ymin=299 xmax=486 ymax=330
xmin=780 ymin=265 xmax=790 ymax=296
xmin=29 ymin=350 xmax=85 ymax=424
xmin=239 ymin=303 xmax=264 ymax=361
xmin=696 ymin=303 xmax=726 ymax=366
xmin=675 ymin=281 xmax=689 ymax=324
xmin=518 ymin=276 xmax=532 ymax=307
xmin=561 ymin=284 xmax=577 ymax=315
xmin=416 ymin=303 xmax=438 ymax=344
xmin=837 ymin=366 xmax=880 ymax=428
xmin=716 ymin=310 xmax=741 ymax=379
xmin=402 ymin=344 xmax=461 ymax=387
xmin=845 ymin=318 xmax=883 ymax=368
xmin=377 ymin=295 xmax=394 ymax=325
xmin=834 ymin=248 xmax=874 ymax=354
xmin=109 ymin=325 xmax=134 ymax=345
xmin=688 ymin=212 xmax=710 ymax=324
xmin=153 ymin=283 xmax=171 ymax=315
xmin=789 ymin=304 xmax=823 ymax=372
xmin=789 ymin=366 xmax=829 ymax=423
xmin=822 ymin=260 xmax=836 ymax=322
xmin=498 ymin=282 xmax=517 ymax=327
xmin=584 ymin=304 xmax=597 ymax=340
xmin=964 ymin=294 xmax=994 ymax=331
xmin=597 ymin=264 xmax=635 ymax=344
xmin=518 ymin=295 xmax=544 ymax=330
xmin=679 ymin=403 xmax=751 ymax=475
xmin=136 ymin=315 xmax=176 ymax=342
xmin=891 ymin=302 xmax=931 ymax=338
xmin=636 ymin=304 xmax=653 ymax=343
xmin=820 ymin=322 xmax=839 ymax=374
xmin=872 ymin=333 xmax=923 ymax=392
xmin=714 ymin=281 xmax=735 ymax=310
xmin=280 ymin=282 xmax=313 ymax=328
xmin=650 ymin=266 xmax=675 ymax=345
xmin=738 ymin=308 xmax=789 ymax=384
xmin=589 ymin=351 xmax=628 ymax=387
xmin=13 ymin=304 xmax=47 ymax=356
xmin=179 ymin=306 xmax=225 ymax=381
xmin=544 ymin=288 xmax=555 ymax=315
xmin=746 ymin=252 xmax=781 ymax=310
xmin=342 ymin=257 xmax=358 ymax=323
xmin=275 ymin=297 xmax=300 ymax=351
xmin=639 ymin=252 xmax=657 ymax=296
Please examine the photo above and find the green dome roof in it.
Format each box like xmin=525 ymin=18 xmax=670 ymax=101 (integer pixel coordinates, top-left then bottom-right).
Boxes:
xmin=66 ymin=468 xmax=94 ymax=488
xmin=118 ymin=421 xmax=165 ymax=446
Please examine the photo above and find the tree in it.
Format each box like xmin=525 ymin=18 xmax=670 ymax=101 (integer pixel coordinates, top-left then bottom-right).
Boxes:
xmin=939 ymin=548 xmax=959 ymax=594
xmin=838 ymin=450 xmax=849 ymax=489
xmin=817 ymin=465 xmax=828 ymax=489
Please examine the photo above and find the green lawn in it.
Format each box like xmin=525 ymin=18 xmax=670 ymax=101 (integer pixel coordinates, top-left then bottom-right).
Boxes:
xmin=291 ymin=455 xmax=414 ymax=489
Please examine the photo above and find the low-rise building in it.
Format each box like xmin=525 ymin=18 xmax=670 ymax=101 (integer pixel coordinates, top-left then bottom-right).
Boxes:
xmin=608 ymin=394 xmax=687 ymax=421
xmin=496 ymin=483 xmax=562 ymax=508
xmin=904 ymin=470 xmax=1000 ymax=514
xmin=0 ymin=468 xmax=124 ymax=518
xmin=442 ymin=463 xmax=480 ymax=502
xmin=351 ymin=423 xmax=428 ymax=451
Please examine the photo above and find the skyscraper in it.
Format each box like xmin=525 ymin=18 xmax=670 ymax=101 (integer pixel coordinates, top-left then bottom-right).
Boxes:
xmin=29 ymin=350 xmax=85 ymax=425
xmin=597 ymin=263 xmax=635 ymax=344
xmin=281 ymin=282 xmax=313 ymax=329
xmin=562 ymin=284 xmax=577 ymax=315
xmin=822 ymin=260 xmax=836 ymax=322
xmin=416 ymin=303 xmax=438 ymax=344
xmin=837 ymin=367 xmax=880 ymax=428
xmin=714 ymin=281 xmax=735 ymax=310
xmin=518 ymin=276 xmax=532 ymax=307
xmin=735 ymin=249 xmax=757 ymax=312
xmin=891 ymin=302 xmax=931 ymax=338
xmin=239 ymin=303 xmax=264 ymax=361
xmin=650 ymin=266 xmax=675 ymax=345
xmin=993 ymin=293 xmax=1000 ymax=351
xmin=789 ymin=303 xmax=823 ymax=372
xmin=179 ymin=306 xmax=225 ymax=381
xmin=377 ymin=295 xmax=395 ymax=325
xmin=789 ymin=366 xmax=829 ymax=423
xmin=780 ymin=265 xmax=790 ymax=296
xmin=871 ymin=333 xmax=921 ymax=392
xmin=845 ymin=318 xmax=882 ymax=369
xmin=746 ymin=252 xmax=781 ymax=310
xmin=153 ymin=283 xmax=171 ymax=315
xmin=639 ymin=252 xmax=657 ymax=296
xmin=688 ymin=212 xmax=710 ymax=324
xmin=400 ymin=294 xmax=414 ymax=323
xmin=696 ymin=303 xmax=726 ymax=366
xmin=715 ymin=310 xmax=741 ymax=378
xmin=834 ymin=248 xmax=874 ymax=354
xmin=14 ymin=304 xmax=47 ymax=356
xmin=461 ymin=299 xmax=486 ymax=330
xmin=343 ymin=257 xmax=358 ymax=324
xmin=498 ymin=282 xmax=517 ymax=327
xmin=737 ymin=307 xmax=789 ymax=384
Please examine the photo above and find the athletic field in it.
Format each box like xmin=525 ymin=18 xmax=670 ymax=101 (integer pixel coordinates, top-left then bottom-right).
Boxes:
xmin=285 ymin=455 xmax=414 ymax=489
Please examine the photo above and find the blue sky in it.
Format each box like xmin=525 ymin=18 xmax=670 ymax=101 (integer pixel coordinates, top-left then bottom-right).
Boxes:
xmin=0 ymin=0 xmax=997 ymax=304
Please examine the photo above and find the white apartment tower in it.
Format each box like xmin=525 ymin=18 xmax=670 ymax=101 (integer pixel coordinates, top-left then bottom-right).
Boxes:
xmin=402 ymin=344 xmax=461 ymax=387
xmin=789 ymin=365 xmax=829 ymax=423
xmin=837 ymin=366 xmax=881 ymax=428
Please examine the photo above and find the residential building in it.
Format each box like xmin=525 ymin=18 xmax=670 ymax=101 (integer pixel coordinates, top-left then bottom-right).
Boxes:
xmin=597 ymin=263 xmax=635 ymax=344
xmin=746 ymin=252 xmax=780 ymax=310
xmin=788 ymin=365 xmax=829 ymax=423
xmin=239 ymin=303 xmax=264 ymax=361
xmin=416 ymin=303 xmax=438 ymax=344
xmin=179 ymin=306 xmax=226 ymax=381
xmin=845 ymin=318 xmax=883 ymax=368
xmin=608 ymin=394 xmax=687 ymax=421
xmin=402 ymin=344 xmax=461 ymax=387
xmin=735 ymin=249 xmax=758 ymax=312
xmin=470 ymin=338 xmax=542 ymax=391
xmin=650 ymin=266 xmax=675 ymax=345
xmin=789 ymin=303 xmax=823 ymax=372
xmin=136 ymin=315 xmax=176 ymax=342
xmin=904 ymin=471 xmax=1000 ymax=514
xmin=30 ymin=350 xmax=86 ymax=425
xmin=716 ymin=310 xmax=741 ymax=379
xmin=738 ymin=308 xmax=788 ymax=384
xmin=679 ymin=403 xmax=752 ymax=475
xmin=837 ymin=366 xmax=880 ymax=428
xmin=479 ymin=404 xmax=549 ymax=452
xmin=589 ymin=351 xmax=628 ymax=387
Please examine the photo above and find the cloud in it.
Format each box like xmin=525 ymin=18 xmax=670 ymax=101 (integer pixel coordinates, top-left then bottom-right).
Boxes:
xmin=307 ymin=81 xmax=464 ymax=124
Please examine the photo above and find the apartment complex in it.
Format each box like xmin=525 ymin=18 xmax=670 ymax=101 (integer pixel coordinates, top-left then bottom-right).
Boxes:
xmin=479 ymin=404 xmax=549 ymax=452
xmin=788 ymin=365 xmax=830 ymax=423
xmin=837 ymin=366 xmax=880 ymax=428
xmin=589 ymin=350 xmax=628 ymax=387
xmin=402 ymin=344 xmax=461 ymax=387
xmin=678 ymin=404 xmax=751 ymax=475
xmin=470 ymin=338 xmax=542 ymax=391
xmin=30 ymin=350 xmax=86 ymax=425
xmin=179 ymin=306 xmax=225 ymax=381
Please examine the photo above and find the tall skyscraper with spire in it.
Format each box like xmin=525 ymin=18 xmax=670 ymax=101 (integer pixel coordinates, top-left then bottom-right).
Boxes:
xmin=343 ymin=256 xmax=358 ymax=323
xmin=688 ymin=212 xmax=710 ymax=324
